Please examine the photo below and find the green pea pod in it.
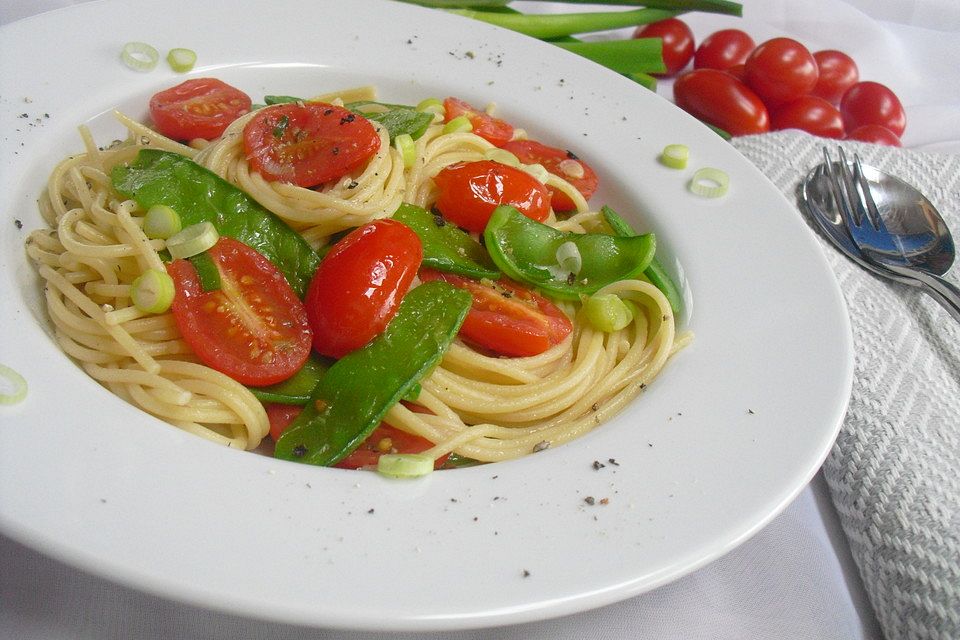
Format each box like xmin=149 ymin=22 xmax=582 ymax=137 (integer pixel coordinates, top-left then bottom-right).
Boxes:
xmin=112 ymin=149 xmax=321 ymax=297
xmin=393 ymin=203 xmax=500 ymax=280
xmin=483 ymin=205 xmax=656 ymax=301
xmin=600 ymin=205 xmax=683 ymax=316
xmin=274 ymin=280 xmax=471 ymax=466
xmin=248 ymin=355 xmax=332 ymax=405
xmin=347 ymin=101 xmax=435 ymax=141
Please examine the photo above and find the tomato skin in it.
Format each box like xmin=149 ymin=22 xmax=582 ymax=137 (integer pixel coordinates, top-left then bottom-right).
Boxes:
xmin=266 ymin=403 xmax=303 ymax=442
xmin=500 ymin=140 xmax=598 ymax=212
xmin=444 ymin=97 xmax=514 ymax=147
xmin=419 ymin=269 xmax=572 ymax=357
xmin=725 ymin=63 xmax=747 ymax=83
xmin=334 ymin=424 xmax=445 ymax=470
xmin=744 ymin=37 xmax=819 ymax=107
xmin=694 ymin=29 xmax=755 ymax=71
xmin=305 ymin=220 xmax=422 ymax=359
xmin=811 ymin=50 xmax=859 ymax=104
xmin=673 ymin=69 xmax=770 ymax=136
xmin=167 ymin=237 xmax=312 ymax=386
xmin=839 ymin=81 xmax=906 ymax=138
xmin=243 ymin=103 xmax=381 ymax=188
xmin=845 ymin=124 xmax=902 ymax=147
xmin=632 ymin=18 xmax=695 ymax=77
xmin=149 ymin=78 xmax=252 ymax=141
xmin=433 ymin=160 xmax=551 ymax=232
xmin=771 ymin=95 xmax=844 ymax=138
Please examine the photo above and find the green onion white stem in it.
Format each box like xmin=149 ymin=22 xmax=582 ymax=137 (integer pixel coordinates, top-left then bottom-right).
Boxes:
xmin=377 ymin=453 xmax=435 ymax=478
xmin=120 ymin=42 xmax=159 ymax=72
xmin=166 ymin=222 xmax=219 ymax=259
xmin=166 ymin=48 xmax=197 ymax=73
xmin=131 ymin=269 xmax=176 ymax=313
xmin=688 ymin=167 xmax=729 ymax=198
xmin=0 ymin=363 xmax=27 ymax=405
xmin=143 ymin=204 xmax=182 ymax=239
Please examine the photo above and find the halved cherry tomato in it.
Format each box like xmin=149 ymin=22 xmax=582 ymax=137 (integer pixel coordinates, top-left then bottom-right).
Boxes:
xmin=632 ymin=18 xmax=695 ymax=77
xmin=167 ymin=237 xmax=312 ymax=386
xmin=149 ymin=78 xmax=252 ymax=141
xmin=694 ymin=29 xmax=755 ymax=71
xmin=334 ymin=424 xmax=446 ymax=470
xmin=419 ymin=269 xmax=572 ymax=357
xmin=305 ymin=219 xmax=422 ymax=359
xmin=243 ymin=103 xmax=381 ymax=188
xmin=839 ymin=81 xmax=906 ymax=138
xmin=444 ymin=97 xmax=514 ymax=147
xmin=845 ymin=124 xmax=902 ymax=147
xmin=771 ymin=95 xmax=844 ymax=138
xmin=744 ymin=37 xmax=819 ymax=107
xmin=811 ymin=50 xmax=859 ymax=104
xmin=673 ymin=69 xmax=770 ymax=136
xmin=501 ymin=139 xmax=599 ymax=212
xmin=433 ymin=160 xmax=551 ymax=232
xmin=266 ymin=403 xmax=303 ymax=442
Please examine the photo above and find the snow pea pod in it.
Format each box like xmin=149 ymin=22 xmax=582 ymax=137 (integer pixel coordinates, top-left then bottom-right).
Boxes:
xmin=483 ymin=205 xmax=656 ymax=301
xmin=393 ymin=203 xmax=500 ymax=280
xmin=112 ymin=149 xmax=321 ymax=297
xmin=274 ymin=280 xmax=471 ymax=467
xmin=600 ymin=205 xmax=683 ymax=316
xmin=248 ymin=355 xmax=331 ymax=405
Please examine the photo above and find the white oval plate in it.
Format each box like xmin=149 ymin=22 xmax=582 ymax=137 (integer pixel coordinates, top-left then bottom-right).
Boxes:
xmin=0 ymin=0 xmax=852 ymax=631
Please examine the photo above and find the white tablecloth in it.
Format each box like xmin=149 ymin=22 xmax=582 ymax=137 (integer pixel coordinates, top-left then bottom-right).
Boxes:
xmin=2 ymin=1 xmax=957 ymax=638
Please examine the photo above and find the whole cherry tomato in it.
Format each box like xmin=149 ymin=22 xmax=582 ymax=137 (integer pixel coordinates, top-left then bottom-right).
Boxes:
xmin=694 ymin=29 xmax=755 ymax=71
xmin=633 ymin=18 xmax=695 ymax=77
xmin=845 ymin=124 xmax=902 ymax=147
xmin=304 ymin=220 xmax=423 ymax=359
xmin=840 ymin=81 xmax=906 ymax=137
xmin=149 ymin=78 xmax=251 ymax=141
xmin=811 ymin=50 xmax=859 ymax=104
xmin=726 ymin=64 xmax=747 ymax=83
xmin=771 ymin=95 xmax=844 ymax=138
xmin=744 ymin=37 xmax=819 ymax=107
xmin=673 ymin=69 xmax=770 ymax=136
xmin=433 ymin=160 xmax=551 ymax=232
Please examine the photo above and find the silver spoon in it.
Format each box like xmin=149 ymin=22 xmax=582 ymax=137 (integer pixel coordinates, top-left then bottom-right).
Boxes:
xmin=800 ymin=156 xmax=960 ymax=320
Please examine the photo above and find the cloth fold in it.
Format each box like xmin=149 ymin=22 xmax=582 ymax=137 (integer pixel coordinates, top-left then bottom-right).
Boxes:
xmin=732 ymin=131 xmax=960 ymax=640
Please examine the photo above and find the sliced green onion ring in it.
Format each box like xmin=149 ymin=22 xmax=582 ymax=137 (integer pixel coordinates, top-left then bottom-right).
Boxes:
xmin=660 ymin=144 xmax=689 ymax=169
xmin=166 ymin=47 xmax=197 ymax=73
xmin=166 ymin=221 xmax=219 ymax=260
xmin=520 ymin=162 xmax=550 ymax=184
xmin=143 ymin=204 xmax=182 ymax=239
xmin=377 ymin=453 xmax=435 ymax=478
xmin=131 ymin=269 xmax=176 ymax=314
xmin=416 ymin=97 xmax=444 ymax=116
xmin=555 ymin=240 xmax=582 ymax=275
xmin=394 ymin=133 xmax=416 ymax=169
xmin=0 ymin=363 xmax=27 ymax=405
xmin=689 ymin=167 xmax=730 ymax=198
xmin=584 ymin=293 xmax=633 ymax=333
xmin=442 ymin=115 xmax=473 ymax=135
xmin=121 ymin=42 xmax=159 ymax=72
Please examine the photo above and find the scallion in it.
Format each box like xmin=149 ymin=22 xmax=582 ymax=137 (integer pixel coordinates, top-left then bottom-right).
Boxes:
xmin=131 ymin=269 xmax=175 ymax=314
xmin=520 ymin=162 xmax=550 ymax=184
xmin=394 ymin=133 xmax=417 ymax=168
xmin=689 ymin=167 xmax=729 ymax=198
xmin=660 ymin=144 xmax=689 ymax=169
xmin=0 ymin=363 xmax=27 ymax=405
xmin=555 ymin=240 xmax=582 ymax=275
xmin=377 ymin=453 xmax=435 ymax=478
xmin=143 ymin=204 xmax=182 ymax=239
xmin=584 ymin=293 xmax=633 ymax=332
xmin=416 ymin=97 xmax=445 ymax=117
xmin=442 ymin=115 xmax=473 ymax=135
xmin=166 ymin=48 xmax=197 ymax=73
xmin=166 ymin=222 xmax=219 ymax=260
xmin=120 ymin=42 xmax=159 ymax=72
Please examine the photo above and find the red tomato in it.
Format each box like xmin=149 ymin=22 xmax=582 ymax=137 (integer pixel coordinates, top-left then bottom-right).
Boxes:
xmin=334 ymin=424 xmax=445 ymax=470
xmin=266 ymin=403 xmax=302 ymax=442
xmin=500 ymin=139 xmax=599 ymax=212
xmin=149 ymin=78 xmax=252 ymax=141
xmin=444 ymin=97 xmax=514 ymax=147
xmin=419 ymin=269 xmax=572 ymax=357
xmin=771 ymin=95 xmax=844 ymax=138
xmin=433 ymin=160 xmax=551 ymax=232
xmin=243 ymin=103 xmax=381 ymax=188
xmin=811 ymin=50 xmax=859 ymax=104
xmin=744 ymin=37 xmax=819 ymax=107
xmin=726 ymin=63 xmax=747 ymax=83
xmin=632 ymin=18 xmax=695 ymax=77
xmin=305 ymin=220 xmax=422 ymax=359
xmin=840 ymin=81 xmax=906 ymax=138
xmin=694 ymin=29 xmax=755 ymax=71
xmin=673 ymin=69 xmax=770 ymax=136
xmin=845 ymin=124 xmax=902 ymax=147
xmin=167 ymin=237 xmax=312 ymax=386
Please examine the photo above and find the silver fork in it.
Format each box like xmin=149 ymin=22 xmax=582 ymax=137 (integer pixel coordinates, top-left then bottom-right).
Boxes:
xmin=822 ymin=146 xmax=960 ymax=322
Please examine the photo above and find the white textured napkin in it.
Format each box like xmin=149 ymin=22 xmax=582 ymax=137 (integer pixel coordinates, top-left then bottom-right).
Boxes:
xmin=732 ymin=131 xmax=960 ymax=640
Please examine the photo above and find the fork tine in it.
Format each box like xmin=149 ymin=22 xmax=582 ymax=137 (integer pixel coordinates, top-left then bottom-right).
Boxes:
xmin=835 ymin=147 xmax=865 ymax=227
xmin=851 ymin=153 xmax=884 ymax=231
xmin=822 ymin=146 xmax=861 ymax=234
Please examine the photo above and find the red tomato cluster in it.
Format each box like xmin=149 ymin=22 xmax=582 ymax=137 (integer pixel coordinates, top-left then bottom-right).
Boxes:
xmin=634 ymin=20 xmax=906 ymax=146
